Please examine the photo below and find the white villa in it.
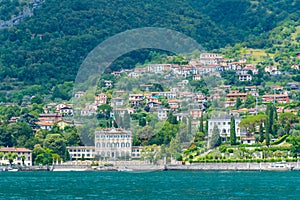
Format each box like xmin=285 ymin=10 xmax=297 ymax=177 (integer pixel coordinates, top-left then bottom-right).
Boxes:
xmin=208 ymin=115 xmax=242 ymax=142
xmin=94 ymin=128 xmax=132 ymax=159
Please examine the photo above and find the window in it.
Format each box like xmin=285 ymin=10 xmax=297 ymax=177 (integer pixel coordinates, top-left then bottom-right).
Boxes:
xmin=96 ymin=142 xmax=100 ymax=148
xmin=102 ymin=143 xmax=105 ymax=148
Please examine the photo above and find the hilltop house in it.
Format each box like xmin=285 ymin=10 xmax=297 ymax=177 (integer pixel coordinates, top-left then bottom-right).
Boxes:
xmin=111 ymin=97 xmax=125 ymax=107
xmin=147 ymin=64 xmax=172 ymax=73
xmin=199 ymin=53 xmax=223 ymax=65
xmin=36 ymin=113 xmax=62 ymax=130
xmin=94 ymin=93 xmax=107 ymax=106
xmin=237 ymin=69 xmax=252 ymax=81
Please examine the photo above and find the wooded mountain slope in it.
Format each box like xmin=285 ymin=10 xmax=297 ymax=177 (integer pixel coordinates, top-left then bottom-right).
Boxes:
xmin=0 ymin=0 xmax=299 ymax=100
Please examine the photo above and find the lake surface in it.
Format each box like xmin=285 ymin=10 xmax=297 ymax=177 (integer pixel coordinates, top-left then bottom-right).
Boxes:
xmin=1 ymin=171 xmax=300 ymax=200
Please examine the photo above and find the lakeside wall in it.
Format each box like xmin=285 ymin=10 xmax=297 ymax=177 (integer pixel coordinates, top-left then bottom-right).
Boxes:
xmin=166 ymin=162 xmax=300 ymax=171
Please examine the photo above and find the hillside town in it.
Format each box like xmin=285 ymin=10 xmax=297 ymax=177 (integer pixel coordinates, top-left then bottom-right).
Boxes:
xmin=0 ymin=52 xmax=299 ymax=169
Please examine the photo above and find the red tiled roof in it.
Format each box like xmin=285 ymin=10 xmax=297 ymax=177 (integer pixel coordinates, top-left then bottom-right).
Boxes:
xmin=0 ymin=147 xmax=32 ymax=152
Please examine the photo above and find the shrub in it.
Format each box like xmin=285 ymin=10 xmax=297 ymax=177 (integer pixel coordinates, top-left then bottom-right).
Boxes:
xmin=219 ymin=145 xmax=227 ymax=153
xmin=228 ymin=149 xmax=234 ymax=153
xmin=271 ymin=135 xmax=288 ymax=145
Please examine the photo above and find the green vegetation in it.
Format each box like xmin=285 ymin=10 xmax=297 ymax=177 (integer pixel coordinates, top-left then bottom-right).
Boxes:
xmin=0 ymin=1 xmax=299 ymax=165
xmin=0 ymin=0 xmax=299 ymax=101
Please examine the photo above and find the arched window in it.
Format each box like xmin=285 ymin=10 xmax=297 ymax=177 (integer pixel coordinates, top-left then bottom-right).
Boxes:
xmin=96 ymin=142 xmax=100 ymax=148
xmin=121 ymin=142 xmax=125 ymax=147
xmin=107 ymin=143 xmax=110 ymax=148
xmin=222 ymin=129 xmax=226 ymax=133
xmin=107 ymin=152 xmax=110 ymax=157
xmin=102 ymin=143 xmax=105 ymax=148
xmin=101 ymin=152 xmax=105 ymax=157
xmin=116 ymin=143 xmax=119 ymax=148
xmin=126 ymin=142 xmax=130 ymax=147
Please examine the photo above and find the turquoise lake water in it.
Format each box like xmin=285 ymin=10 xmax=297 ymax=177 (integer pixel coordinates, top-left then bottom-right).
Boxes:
xmin=1 ymin=171 xmax=300 ymax=200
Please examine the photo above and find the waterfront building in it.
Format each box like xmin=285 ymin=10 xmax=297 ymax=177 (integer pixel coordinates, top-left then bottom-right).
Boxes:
xmin=95 ymin=128 xmax=132 ymax=159
xmin=0 ymin=147 xmax=32 ymax=166
xmin=208 ymin=115 xmax=242 ymax=142
xmin=131 ymin=146 xmax=144 ymax=160
xmin=67 ymin=146 xmax=95 ymax=160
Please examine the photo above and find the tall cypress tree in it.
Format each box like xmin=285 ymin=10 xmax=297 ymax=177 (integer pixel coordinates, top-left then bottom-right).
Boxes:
xmin=210 ymin=124 xmax=221 ymax=148
xmin=265 ymin=103 xmax=273 ymax=146
xmin=259 ymin=122 xmax=264 ymax=143
xmin=199 ymin=114 xmax=204 ymax=133
xmin=235 ymin=97 xmax=242 ymax=109
xmin=188 ymin=117 xmax=192 ymax=135
xmin=230 ymin=115 xmax=236 ymax=145
xmin=272 ymin=105 xmax=278 ymax=137
xmin=205 ymin=119 xmax=209 ymax=136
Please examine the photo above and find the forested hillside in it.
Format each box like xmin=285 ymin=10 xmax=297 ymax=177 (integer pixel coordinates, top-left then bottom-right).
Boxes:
xmin=0 ymin=0 xmax=299 ymax=102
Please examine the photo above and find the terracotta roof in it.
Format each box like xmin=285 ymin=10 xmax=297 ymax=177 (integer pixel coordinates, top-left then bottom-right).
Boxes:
xmin=35 ymin=121 xmax=54 ymax=126
xmin=0 ymin=147 xmax=32 ymax=152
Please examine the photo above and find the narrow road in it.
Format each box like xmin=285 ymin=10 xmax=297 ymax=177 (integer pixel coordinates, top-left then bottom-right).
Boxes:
xmin=0 ymin=0 xmax=45 ymax=29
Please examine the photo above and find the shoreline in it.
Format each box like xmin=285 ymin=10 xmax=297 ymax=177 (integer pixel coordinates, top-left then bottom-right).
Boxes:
xmin=7 ymin=161 xmax=300 ymax=172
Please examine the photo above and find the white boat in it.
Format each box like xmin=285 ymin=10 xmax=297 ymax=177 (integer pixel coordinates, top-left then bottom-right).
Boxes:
xmin=117 ymin=166 xmax=133 ymax=172
xmin=7 ymin=168 xmax=19 ymax=172
xmin=265 ymin=162 xmax=294 ymax=171
xmin=52 ymin=168 xmax=88 ymax=172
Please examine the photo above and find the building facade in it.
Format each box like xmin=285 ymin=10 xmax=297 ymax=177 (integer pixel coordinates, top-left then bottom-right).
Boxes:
xmin=208 ymin=115 xmax=242 ymax=142
xmin=67 ymin=146 xmax=95 ymax=160
xmin=95 ymin=128 xmax=132 ymax=159
xmin=0 ymin=147 xmax=32 ymax=166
